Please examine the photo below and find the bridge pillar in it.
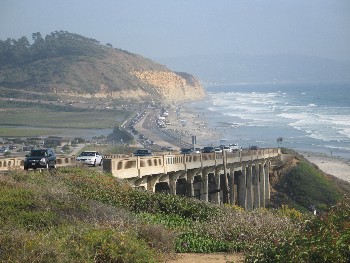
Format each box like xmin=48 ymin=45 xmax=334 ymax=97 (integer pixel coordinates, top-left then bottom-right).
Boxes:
xmin=253 ymin=163 xmax=260 ymax=209
xmin=246 ymin=164 xmax=253 ymax=211
xmin=187 ymin=170 xmax=196 ymax=198
xmin=237 ymin=168 xmax=247 ymax=209
xmin=201 ymin=170 xmax=209 ymax=202
xmin=259 ymin=162 xmax=266 ymax=207
xmin=265 ymin=162 xmax=271 ymax=204
xmin=146 ymin=174 xmax=163 ymax=192
xmin=228 ymin=169 xmax=234 ymax=205
xmin=169 ymin=171 xmax=187 ymax=196
xmin=212 ymin=167 xmax=221 ymax=204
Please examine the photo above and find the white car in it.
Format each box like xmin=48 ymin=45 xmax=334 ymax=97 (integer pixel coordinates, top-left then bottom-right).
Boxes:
xmin=76 ymin=151 xmax=103 ymax=166
xmin=229 ymin=143 xmax=240 ymax=151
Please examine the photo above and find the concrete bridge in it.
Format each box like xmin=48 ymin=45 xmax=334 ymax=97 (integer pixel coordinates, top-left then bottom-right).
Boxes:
xmin=103 ymin=148 xmax=281 ymax=210
xmin=0 ymin=148 xmax=281 ymax=210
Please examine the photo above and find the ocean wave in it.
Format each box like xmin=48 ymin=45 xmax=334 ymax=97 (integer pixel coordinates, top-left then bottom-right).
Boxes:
xmin=202 ymin=84 xmax=350 ymax=158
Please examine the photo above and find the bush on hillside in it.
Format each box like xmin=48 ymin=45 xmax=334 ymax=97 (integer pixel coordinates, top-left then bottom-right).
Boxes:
xmin=245 ymin=197 xmax=350 ymax=263
xmin=275 ymin=161 xmax=341 ymax=212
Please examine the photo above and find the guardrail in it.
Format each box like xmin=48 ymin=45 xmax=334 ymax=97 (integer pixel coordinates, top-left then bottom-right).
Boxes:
xmin=0 ymin=155 xmax=77 ymax=171
xmin=103 ymin=148 xmax=281 ymax=179
xmin=1 ymin=148 xmax=281 ymax=176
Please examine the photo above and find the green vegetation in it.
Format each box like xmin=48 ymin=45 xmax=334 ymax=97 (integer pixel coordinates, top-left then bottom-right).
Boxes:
xmin=0 ymin=100 xmax=131 ymax=136
xmin=275 ymin=161 xmax=342 ymax=212
xmin=1 ymin=166 xmax=349 ymax=262
xmin=245 ymin=199 xmax=350 ymax=263
xmin=0 ymin=127 xmax=59 ymax=137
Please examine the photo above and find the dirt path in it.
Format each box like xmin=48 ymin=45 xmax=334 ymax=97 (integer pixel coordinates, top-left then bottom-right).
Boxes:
xmin=166 ymin=253 xmax=244 ymax=263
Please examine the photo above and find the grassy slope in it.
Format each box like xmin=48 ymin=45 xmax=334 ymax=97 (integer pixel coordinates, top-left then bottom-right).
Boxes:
xmin=0 ymin=100 xmax=132 ymax=136
xmin=0 ymin=164 xmax=349 ymax=262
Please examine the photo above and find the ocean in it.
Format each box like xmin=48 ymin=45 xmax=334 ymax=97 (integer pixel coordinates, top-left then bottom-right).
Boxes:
xmin=187 ymin=83 xmax=350 ymax=159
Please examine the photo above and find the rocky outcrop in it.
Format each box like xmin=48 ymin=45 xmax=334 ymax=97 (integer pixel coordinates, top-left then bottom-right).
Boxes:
xmin=132 ymin=70 xmax=205 ymax=102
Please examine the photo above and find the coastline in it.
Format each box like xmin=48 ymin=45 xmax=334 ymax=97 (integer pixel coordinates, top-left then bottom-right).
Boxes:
xmin=162 ymin=100 xmax=350 ymax=184
xmin=298 ymin=151 xmax=350 ymax=183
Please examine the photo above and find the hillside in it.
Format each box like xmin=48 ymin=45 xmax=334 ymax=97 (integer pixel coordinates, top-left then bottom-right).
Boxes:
xmin=0 ymin=162 xmax=349 ymax=263
xmin=269 ymin=149 xmax=350 ymax=213
xmin=0 ymin=31 xmax=205 ymax=102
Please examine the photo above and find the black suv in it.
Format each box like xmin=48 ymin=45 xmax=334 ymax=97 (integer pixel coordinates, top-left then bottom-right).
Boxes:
xmin=24 ymin=148 xmax=56 ymax=170
xmin=133 ymin=149 xmax=153 ymax=156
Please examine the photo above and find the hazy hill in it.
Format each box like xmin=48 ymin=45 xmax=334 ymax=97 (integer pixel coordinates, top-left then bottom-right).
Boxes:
xmin=0 ymin=31 xmax=205 ymax=102
xmin=157 ymin=53 xmax=350 ymax=85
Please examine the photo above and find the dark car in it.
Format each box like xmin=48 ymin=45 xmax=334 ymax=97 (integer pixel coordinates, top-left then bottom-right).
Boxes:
xmin=250 ymin=146 xmax=259 ymax=150
xmin=133 ymin=149 xmax=153 ymax=156
xmin=24 ymin=148 xmax=56 ymax=170
xmin=202 ymin=146 xmax=214 ymax=153
xmin=180 ymin=148 xmax=195 ymax=154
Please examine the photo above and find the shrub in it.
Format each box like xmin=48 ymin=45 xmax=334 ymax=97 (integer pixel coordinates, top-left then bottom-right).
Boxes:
xmin=276 ymin=205 xmax=303 ymax=221
xmin=275 ymin=161 xmax=341 ymax=212
xmin=137 ymin=223 xmax=176 ymax=254
xmin=175 ymin=232 xmax=232 ymax=253
xmin=245 ymin=197 xmax=350 ymax=263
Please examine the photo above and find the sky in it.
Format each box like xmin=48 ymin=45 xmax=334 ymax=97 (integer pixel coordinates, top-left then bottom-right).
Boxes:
xmin=1 ymin=0 xmax=350 ymax=61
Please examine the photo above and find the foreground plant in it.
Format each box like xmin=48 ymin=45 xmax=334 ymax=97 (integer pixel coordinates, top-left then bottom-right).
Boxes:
xmin=245 ymin=197 xmax=350 ymax=263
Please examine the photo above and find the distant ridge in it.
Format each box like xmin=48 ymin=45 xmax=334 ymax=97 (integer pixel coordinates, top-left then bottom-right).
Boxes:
xmin=0 ymin=31 xmax=205 ymax=102
xmin=158 ymin=53 xmax=350 ymax=85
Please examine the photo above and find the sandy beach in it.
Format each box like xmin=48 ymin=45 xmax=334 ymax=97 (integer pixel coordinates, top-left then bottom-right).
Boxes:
xmin=298 ymin=151 xmax=350 ymax=183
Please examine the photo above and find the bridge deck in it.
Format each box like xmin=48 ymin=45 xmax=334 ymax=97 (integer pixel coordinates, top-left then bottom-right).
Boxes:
xmin=103 ymin=148 xmax=281 ymax=179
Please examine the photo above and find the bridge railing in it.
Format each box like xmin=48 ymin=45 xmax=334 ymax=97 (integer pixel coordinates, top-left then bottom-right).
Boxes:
xmin=0 ymin=155 xmax=77 ymax=171
xmin=1 ymin=148 xmax=281 ymax=176
xmin=103 ymin=148 xmax=281 ymax=179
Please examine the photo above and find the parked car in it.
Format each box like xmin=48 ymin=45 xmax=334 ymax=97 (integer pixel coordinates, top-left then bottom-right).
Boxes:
xmin=214 ymin=147 xmax=222 ymax=153
xmin=76 ymin=151 xmax=103 ymax=166
xmin=193 ymin=148 xmax=201 ymax=154
xmin=229 ymin=143 xmax=240 ymax=151
xmin=133 ymin=149 xmax=153 ymax=156
xmin=24 ymin=148 xmax=56 ymax=170
xmin=202 ymin=146 xmax=214 ymax=153
xmin=222 ymin=146 xmax=232 ymax=152
xmin=180 ymin=148 xmax=195 ymax=154
xmin=250 ymin=146 xmax=259 ymax=150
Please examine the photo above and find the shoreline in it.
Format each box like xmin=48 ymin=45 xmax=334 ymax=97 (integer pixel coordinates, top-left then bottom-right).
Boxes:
xmin=163 ymin=101 xmax=350 ymax=183
xmin=297 ymin=150 xmax=350 ymax=183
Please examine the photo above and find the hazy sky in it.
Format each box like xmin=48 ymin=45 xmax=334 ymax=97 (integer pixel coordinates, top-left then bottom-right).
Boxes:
xmin=1 ymin=0 xmax=350 ymax=61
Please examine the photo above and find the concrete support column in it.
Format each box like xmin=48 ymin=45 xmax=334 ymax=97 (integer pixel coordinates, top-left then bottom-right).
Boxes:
xmin=212 ymin=168 xmax=221 ymax=204
xmin=201 ymin=171 xmax=208 ymax=202
xmin=246 ymin=165 xmax=253 ymax=211
xmin=229 ymin=168 xmax=235 ymax=205
xmin=169 ymin=173 xmax=177 ymax=196
xmin=147 ymin=175 xmax=153 ymax=192
xmin=259 ymin=163 xmax=266 ymax=207
xmin=265 ymin=162 xmax=271 ymax=204
xmin=187 ymin=170 xmax=195 ymax=198
xmin=253 ymin=163 xmax=260 ymax=209
xmin=237 ymin=168 xmax=247 ymax=209
xmin=147 ymin=174 xmax=162 ymax=192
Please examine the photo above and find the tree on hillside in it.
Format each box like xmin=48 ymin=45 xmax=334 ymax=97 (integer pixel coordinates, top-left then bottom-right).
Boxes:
xmin=0 ymin=31 xmax=105 ymax=67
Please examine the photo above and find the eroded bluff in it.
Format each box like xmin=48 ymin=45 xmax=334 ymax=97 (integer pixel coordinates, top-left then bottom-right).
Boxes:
xmin=132 ymin=70 xmax=205 ymax=102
